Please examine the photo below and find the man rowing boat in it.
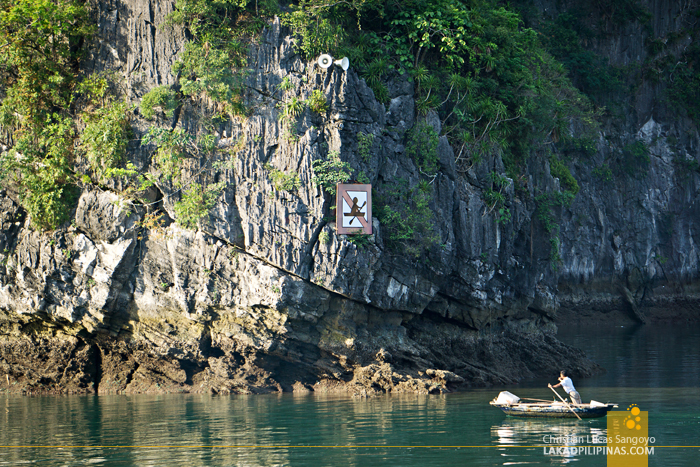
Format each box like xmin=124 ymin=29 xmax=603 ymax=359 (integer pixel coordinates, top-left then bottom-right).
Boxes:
xmin=548 ymin=370 xmax=582 ymax=405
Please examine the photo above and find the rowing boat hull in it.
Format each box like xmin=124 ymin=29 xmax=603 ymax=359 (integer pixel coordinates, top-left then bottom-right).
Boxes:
xmin=490 ymin=402 xmax=616 ymax=419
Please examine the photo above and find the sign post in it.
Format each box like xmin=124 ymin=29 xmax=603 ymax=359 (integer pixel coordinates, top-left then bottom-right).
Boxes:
xmin=336 ymin=183 xmax=372 ymax=235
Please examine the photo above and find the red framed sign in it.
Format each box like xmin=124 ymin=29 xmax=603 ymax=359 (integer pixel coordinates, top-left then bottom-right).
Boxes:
xmin=336 ymin=183 xmax=372 ymax=235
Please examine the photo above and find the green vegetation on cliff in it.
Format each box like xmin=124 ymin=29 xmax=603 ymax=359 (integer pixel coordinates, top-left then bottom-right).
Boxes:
xmin=283 ymin=0 xmax=598 ymax=180
xmin=0 ymin=0 xmax=93 ymax=229
xmin=512 ymin=0 xmax=700 ymax=176
xmin=282 ymin=0 xmax=598 ymax=259
xmin=661 ymin=40 xmax=700 ymax=127
xmin=165 ymin=0 xmax=279 ymax=116
xmin=0 ymin=0 xmax=275 ymax=230
xmin=0 ymin=0 xmax=615 ymax=241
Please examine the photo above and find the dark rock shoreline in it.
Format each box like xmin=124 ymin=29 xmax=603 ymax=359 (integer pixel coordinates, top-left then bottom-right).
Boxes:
xmin=0 ymin=310 xmax=600 ymax=396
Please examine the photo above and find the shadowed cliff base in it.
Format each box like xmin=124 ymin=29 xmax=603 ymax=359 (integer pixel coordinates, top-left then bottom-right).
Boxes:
xmin=0 ymin=312 xmax=599 ymax=396
xmin=556 ymin=279 xmax=700 ymax=325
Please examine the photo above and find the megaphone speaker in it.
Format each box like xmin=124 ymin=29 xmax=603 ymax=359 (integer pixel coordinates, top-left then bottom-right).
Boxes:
xmin=334 ymin=57 xmax=350 ymax=71
xmin=318 ymin=54 xmax=333 ymax=69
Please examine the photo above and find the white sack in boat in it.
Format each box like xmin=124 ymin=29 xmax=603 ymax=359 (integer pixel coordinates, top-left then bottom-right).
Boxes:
xmin=494 ymin=391 xmax=520 ymax=405
xmin=589 ymin=400 xmax=606 ymax=407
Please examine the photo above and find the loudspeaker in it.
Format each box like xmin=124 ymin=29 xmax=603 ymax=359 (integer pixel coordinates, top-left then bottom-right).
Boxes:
xmin=334 ymin=57 xmax=350 ymax=71
xmin=317 ymin=54 xmax=333 ymax=69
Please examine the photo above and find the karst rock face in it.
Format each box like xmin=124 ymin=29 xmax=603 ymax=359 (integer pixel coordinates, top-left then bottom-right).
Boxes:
xmin=0 ymin=1 xmax=698 ymax=395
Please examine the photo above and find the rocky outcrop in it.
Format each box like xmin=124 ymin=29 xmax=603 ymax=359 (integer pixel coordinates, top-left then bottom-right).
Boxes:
xmin=0 ymin=186 xmax=599 ymax=395
xmin=1 ymin=0 xmax=698 ymax=395
xmin=534 ymin=1 xmax=700 ymax=323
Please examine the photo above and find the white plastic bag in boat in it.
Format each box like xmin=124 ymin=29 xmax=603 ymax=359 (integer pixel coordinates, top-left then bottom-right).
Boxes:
xmin=589 ymin=400 xmax=606 ymax=407
xmin=494 ymin=391 xmax=520 ymax=405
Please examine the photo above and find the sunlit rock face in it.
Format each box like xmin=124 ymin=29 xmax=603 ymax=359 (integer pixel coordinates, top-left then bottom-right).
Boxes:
xmin=1 ymin=0 xmax=699 ymax=395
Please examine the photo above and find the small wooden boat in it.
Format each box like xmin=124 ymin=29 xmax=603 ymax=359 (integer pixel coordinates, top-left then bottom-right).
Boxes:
xmin=490 ymin=392 xmax=618 ymax=419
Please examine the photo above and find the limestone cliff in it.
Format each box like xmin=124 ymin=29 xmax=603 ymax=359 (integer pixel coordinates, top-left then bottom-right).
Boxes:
xmin=0 ymin=0 xmax=697 ymax=395
xmin=527 ymin=0 xmax=700 ymax=322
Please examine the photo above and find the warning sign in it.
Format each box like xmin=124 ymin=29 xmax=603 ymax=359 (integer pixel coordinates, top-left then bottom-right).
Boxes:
xmin=336 ymin=183 xmax=372 ymax=235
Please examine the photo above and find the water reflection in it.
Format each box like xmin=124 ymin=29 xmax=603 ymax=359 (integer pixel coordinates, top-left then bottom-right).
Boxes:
xmin=557 ymin=323 xmax=700 ymax=389
xmin=2 ymin=324 xmax=700 ymax=465
xmin=0 ymin=394 xmax=295 ymax=466
xmin=492 ymin=418 xmax=608 ymax=465
xmin=0 ymin=393 xmax=460 ymax=467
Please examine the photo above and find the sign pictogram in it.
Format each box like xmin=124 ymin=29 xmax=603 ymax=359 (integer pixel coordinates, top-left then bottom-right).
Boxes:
xmin=336 ymin=183 xmax=372 ymax=235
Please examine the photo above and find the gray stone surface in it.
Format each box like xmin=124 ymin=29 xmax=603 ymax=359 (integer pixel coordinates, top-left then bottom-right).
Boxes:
xmin=1 ymin=1 xmax=698 ymax=394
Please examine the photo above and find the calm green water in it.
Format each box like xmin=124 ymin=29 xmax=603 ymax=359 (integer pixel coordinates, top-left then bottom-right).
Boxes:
xmin=1 ymin=324 xmax=699 ymax=466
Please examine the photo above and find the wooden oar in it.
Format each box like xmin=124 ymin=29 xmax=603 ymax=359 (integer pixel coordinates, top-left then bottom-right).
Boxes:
xmin=549 ymin=386 xmax=582 ymax=420
xmin=520 ymin=397 xmax=558 ymax=403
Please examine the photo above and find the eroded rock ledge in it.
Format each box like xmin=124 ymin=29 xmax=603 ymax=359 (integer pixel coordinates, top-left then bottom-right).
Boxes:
xmin=0 ymin=306 xmax=598 ymax=396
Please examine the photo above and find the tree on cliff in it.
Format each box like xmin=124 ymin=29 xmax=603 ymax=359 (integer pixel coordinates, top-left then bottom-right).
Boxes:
xmin=0 ymin=0 xmax=93 ymax=229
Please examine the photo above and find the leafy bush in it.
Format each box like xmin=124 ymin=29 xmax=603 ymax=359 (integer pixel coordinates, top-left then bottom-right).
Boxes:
xmin=362 ymin=57 xmax=390 ymax=103
xmin=357 ymin=132 xmax=375 ymax=162
xmin=265 ymin=163 xmax=301 ymax=192
xmin=356 ymin=171 xmax=371 ymax=184
xmin=76 ymin=73 xmax=115 ymax=105
xmin=620 ymin=140 xmax=650 ymax=177
xmin=140 ymin=86 xmax=179 ymax=120
xmin=0 ymin=0 xmax=93 ymax=229
xmin=311 ymin=151 xmax=352 ymax=195
xmin=79 ymin=101 xmax=133 ymax=180
xmin=592 ymin=163 xmax=614 ymax=183
xmin=549 ymin=236 xmax=562 ymax=268
xmin=0 ymin=0 xmax=93 ymax=126
xmin=281 ymin=2 xmax=349 ymax=59
xmin=549 ymin=154 xmax=580 ymax=195
xmin=319 ymin=231 xmax=331 ymax=244
xmin=535 ymin=191 xmax=574 ymax=268
xmin=375 ymin=179 xmax=438 ymax=257
xmin=278 ymin=96 xmax=306 ymax=121
xmin=484 ymin=172 xmax=512 ymax=224
xmin=141 ymin=127 xmax=193 ymax=181
xmin=347 ymin=234 xmax=372 ymax=248
xmin=0 ymin=116 xmax=78 ymax=229
xmin=277 ymin=76 xmax=294 ymax=94
xmin=173 ymin=181 xmax=225 ymax=229
xmin=167 ymin=0 xmax=279 ymax=117
xmin=197 ymin=134 xmax=217 ymax=155
xmin=307 ymin=89 xmax=329 ymax=114
xmin=406 ymin=122 xmax=439 ymax=176
xmin=168 ymin=0 xmax=275 ymax=60
xmin=173 ymin=43 xmax=246 ymax=116
xmin=665 ymin=41 xmax=700 ymax=126
xmin=167 ymin=0 xmax=278 ymax=119
xmin=139 ymin=125 xmax=229 ymax=231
